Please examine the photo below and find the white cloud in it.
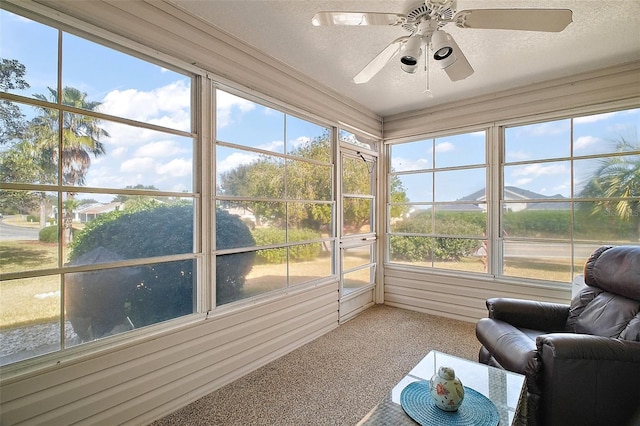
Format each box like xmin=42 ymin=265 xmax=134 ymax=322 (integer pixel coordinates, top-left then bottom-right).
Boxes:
xmin=217 ymin=151 xmax=260 ymax=174
xmin=574 ymin=135 xmax=601 ymax=151
xmin=512 ymin=163 xmax=567 ymax=177
xmin=391 ymin=156 xmax=430 ymax=171
xmin=216 ymin=90 xmax=256 ymax=128
xmin=156 ymin=158 xmax=192 ymax=177
xmin=134 ymin=140 xmax=188 ymax=158
xmin=257 ymin=140 xmax=284 ymax=152
xmin=289 ymin=136 xmax=310 ymax=150
xmin=515 ymin=178 xmax=533 ymax=185
xmin=100 ymin=80 xmax=191 ymax=132
xmin=435 ymin=141 xmax=454 ymax=152
xmin=526 ymin=121 xmax=570 ymax=136
xmin=120 ymin=157 xmax=155 ymax=173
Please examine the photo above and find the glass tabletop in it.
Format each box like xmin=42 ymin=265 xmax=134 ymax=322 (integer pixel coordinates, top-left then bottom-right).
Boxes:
xmin=358 ymin=351 xmax=527 ymax=426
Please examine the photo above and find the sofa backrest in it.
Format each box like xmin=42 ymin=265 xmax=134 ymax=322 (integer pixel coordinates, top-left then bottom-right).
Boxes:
xmin=566 ymin=245 xmax=640 ymax=342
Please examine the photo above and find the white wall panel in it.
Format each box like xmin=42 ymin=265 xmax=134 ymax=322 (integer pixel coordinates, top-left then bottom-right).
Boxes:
xmin=384 ymin=265 xmax=571 ymax=323
xmin=0 ymin=282 xmax=339 ymax=425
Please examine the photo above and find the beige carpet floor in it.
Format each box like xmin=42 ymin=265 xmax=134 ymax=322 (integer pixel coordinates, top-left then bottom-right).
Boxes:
xmin=153 ymin=305 xmax=480 ymax=426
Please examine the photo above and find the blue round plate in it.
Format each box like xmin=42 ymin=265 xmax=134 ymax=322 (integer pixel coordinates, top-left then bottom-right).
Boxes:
xmin=400 ymin=381 xmax=500 ymax=426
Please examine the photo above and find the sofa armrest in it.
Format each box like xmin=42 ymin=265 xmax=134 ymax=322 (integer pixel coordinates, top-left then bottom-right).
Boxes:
xmin=536 ymin=334 xmax=640 ymax=426
xmin=486 ymin=298 xmax=569 ymax=331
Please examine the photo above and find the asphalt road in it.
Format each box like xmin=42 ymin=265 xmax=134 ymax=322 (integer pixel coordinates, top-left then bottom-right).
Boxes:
xmin=0 ymin=217 xmax=40 ymax=241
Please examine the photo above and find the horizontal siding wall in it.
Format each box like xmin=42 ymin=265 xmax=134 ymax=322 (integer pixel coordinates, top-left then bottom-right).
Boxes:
xmin=0 ymin=282 xmax=339 ymax=425
xmin=383 ymin=60 xmax=640 ymax=140
xmin=384 ymin=265 xmax=571 ymax=323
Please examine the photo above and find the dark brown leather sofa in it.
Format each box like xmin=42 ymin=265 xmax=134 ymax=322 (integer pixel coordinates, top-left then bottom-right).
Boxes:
xmin=476 ymin=245 xmax=640 ymax=426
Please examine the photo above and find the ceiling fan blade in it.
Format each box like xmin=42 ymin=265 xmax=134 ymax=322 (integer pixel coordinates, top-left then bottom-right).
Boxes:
xmin=312 ymin=12 xmax=405 ymax=27
xmin=354 ymin=36 xmax=409 ymax=84
xmin=453 ymin=9 xmax=573 ymax=32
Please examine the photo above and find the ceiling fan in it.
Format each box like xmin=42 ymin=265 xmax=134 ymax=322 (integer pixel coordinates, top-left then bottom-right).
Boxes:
xmin=312 ymin=0 xmax=572 ymax=84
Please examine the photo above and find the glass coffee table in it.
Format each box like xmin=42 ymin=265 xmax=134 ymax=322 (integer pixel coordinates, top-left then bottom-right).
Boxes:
xmin=357 ymin=351 xmax=527 ymax=425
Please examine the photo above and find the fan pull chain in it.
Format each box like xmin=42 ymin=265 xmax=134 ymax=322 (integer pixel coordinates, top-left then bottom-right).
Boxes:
xmin=423 ymin=50 xmax=433 ymax=98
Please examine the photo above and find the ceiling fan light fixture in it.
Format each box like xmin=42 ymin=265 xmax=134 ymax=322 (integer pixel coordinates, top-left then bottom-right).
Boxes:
xmin=431 ymin=30 xmax=454 ymax=62
xmin=400 ymin=35 xmax=423 ymax=74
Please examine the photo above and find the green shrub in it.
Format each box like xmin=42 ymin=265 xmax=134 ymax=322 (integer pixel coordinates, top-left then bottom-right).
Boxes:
xmin=26 ymin=214 xmax=37 ymax=222
xmin=252 ymin=228 xmax=321 ymax=263
xmin=38 ymin=225 xmax=58 ymax=243
xmin=66 ymin=204 xmax=255 ymax=340
xmin=391 ymin=212 xmax=484 ymax=261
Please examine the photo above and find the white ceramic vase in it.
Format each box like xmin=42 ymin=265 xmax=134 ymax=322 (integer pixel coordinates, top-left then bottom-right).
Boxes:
xmin=429 ymin=366 xmax=465 ymax=411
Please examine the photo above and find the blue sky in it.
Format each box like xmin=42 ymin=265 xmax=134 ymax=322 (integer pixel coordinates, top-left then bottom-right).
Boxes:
xmin=1 ymin=9 xmax=638 ymax=205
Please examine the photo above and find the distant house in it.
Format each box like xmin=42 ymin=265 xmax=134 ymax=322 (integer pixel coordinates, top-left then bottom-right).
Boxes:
xmin=74 ymin=202 xmax=123 ymax=223
xmin=454 ymin=186 xmax=570 ymax=212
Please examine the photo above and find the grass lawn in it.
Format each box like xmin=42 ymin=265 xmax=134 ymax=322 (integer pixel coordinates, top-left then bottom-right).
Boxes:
xmin=1 ymin=239 xmax=572 ymax=330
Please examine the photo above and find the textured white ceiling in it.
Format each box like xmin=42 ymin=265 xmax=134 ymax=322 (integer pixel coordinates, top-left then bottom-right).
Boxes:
xmin=170 ymin=0 xmax=640 ymax=117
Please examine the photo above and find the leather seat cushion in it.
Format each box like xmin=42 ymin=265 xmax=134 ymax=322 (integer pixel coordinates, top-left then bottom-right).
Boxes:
xmin=476 ymin=318 xmax=544 ymax=374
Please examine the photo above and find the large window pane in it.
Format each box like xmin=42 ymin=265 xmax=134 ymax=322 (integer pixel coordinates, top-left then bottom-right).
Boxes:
xmin=434 ymin=168 xmax=485 ymax=202
xmin=389 ymin=235 xmax=433 ymax=266
xmin=389 ymin=206 xmax=431 ymax=233
xmin=0 ymin=275 xmax=62 ymax=365
xmin=342 ymin=155 xmax=372 ymax=195
xmin=217 ymin=201 xmax=284 ymax=248
xmin=285 ymin=115 xmax=330 ymax=162
xmin=343 ymin=267 xmax=374 ymax=291
xmin=62 ymin=34 xmax=191 ymax=132
xmin=288 ymin=243 xmax=332 ymax=286
xmin=573 ymin=109 xmax=640 ymax=157
xmin=0 ymin=10 xmax=58 ymax=99
xmin=502 ymin=207 xmax=570 ymax=239
xmin=65 ymin=260 xmax=195 ymax=342
xmin=574 ymin=201 xmax=638 ymax=243
xmin=287 ymin=202 xmax=331 ymax=240
xmin=64 ymin=196 xmax=194 ymax=265
xmin=343 ymin=245 xmax=373 ymax=271
xmin=216 ymin=90 xmax=284 ymax=152
xmin=61 ymin=113 xmax=194 ymax=191
xmin=226 ymin=249 xmax=285 ymax=303
xmin=503 ymin=161 xmax=571 ymax=199
xmin=434 ymin=209 xmax=486 ymax=237
xmin=504 ymin=119 xmax=571 ymax=162
xmin=574 ymin=155 xmax=640 ymax=199
xmin=216 ymin=146 xmax=284 ymax=198
xmin=393 ymin=173 xmax=433 ymax=203
xmin=434 ymin=131 xmax=485 ymax=168
xmin=287 ymin=159 xmax=331 ymax=200
xmin=390 ymin=140 xmax=431 ymax=172
xmin=0 ymin=190 xmax=59 ymax=273
xmin=503 ymin=241 xmax=571 ymax=282
xmin=343 ymin=197 xmax=371 ymax=235
xmin=1 ymin=102 xmax=59 ymax=185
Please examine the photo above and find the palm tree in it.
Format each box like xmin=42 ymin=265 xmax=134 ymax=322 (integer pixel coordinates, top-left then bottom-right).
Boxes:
xmin=579 ymin=133 xmax=640 ymax=239
xmin=29 ymin=86 xmax=109 ymax=243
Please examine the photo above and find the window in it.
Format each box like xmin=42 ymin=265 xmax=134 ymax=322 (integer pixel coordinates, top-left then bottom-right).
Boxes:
xmin=214 ymin=89 xmax=334 ymax=305
xmin=386 ymin=107 xmax=640 ymax=285
xmin=387 ymin=130 xmax=488 ymax=272
xmin=502 ymin=108 xmax=640 ymax=281
xmin=0 ymin=10 xmax=196 ymax=365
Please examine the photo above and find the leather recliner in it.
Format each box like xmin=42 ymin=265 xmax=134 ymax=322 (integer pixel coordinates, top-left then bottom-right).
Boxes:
xmin=476 ymin=245 xmax=640 ymax=426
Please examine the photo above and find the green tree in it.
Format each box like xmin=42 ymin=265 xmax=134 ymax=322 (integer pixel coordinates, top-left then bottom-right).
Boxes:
xmin=579 ymin=133 xmax=640 ymax=239
xmin=0 ymin=58 xmax=30 ymax=144
xmin=218 ymin=132 xmax=407 ymax=233
xmin=29 ymin=86 xmax=109 ymax=242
